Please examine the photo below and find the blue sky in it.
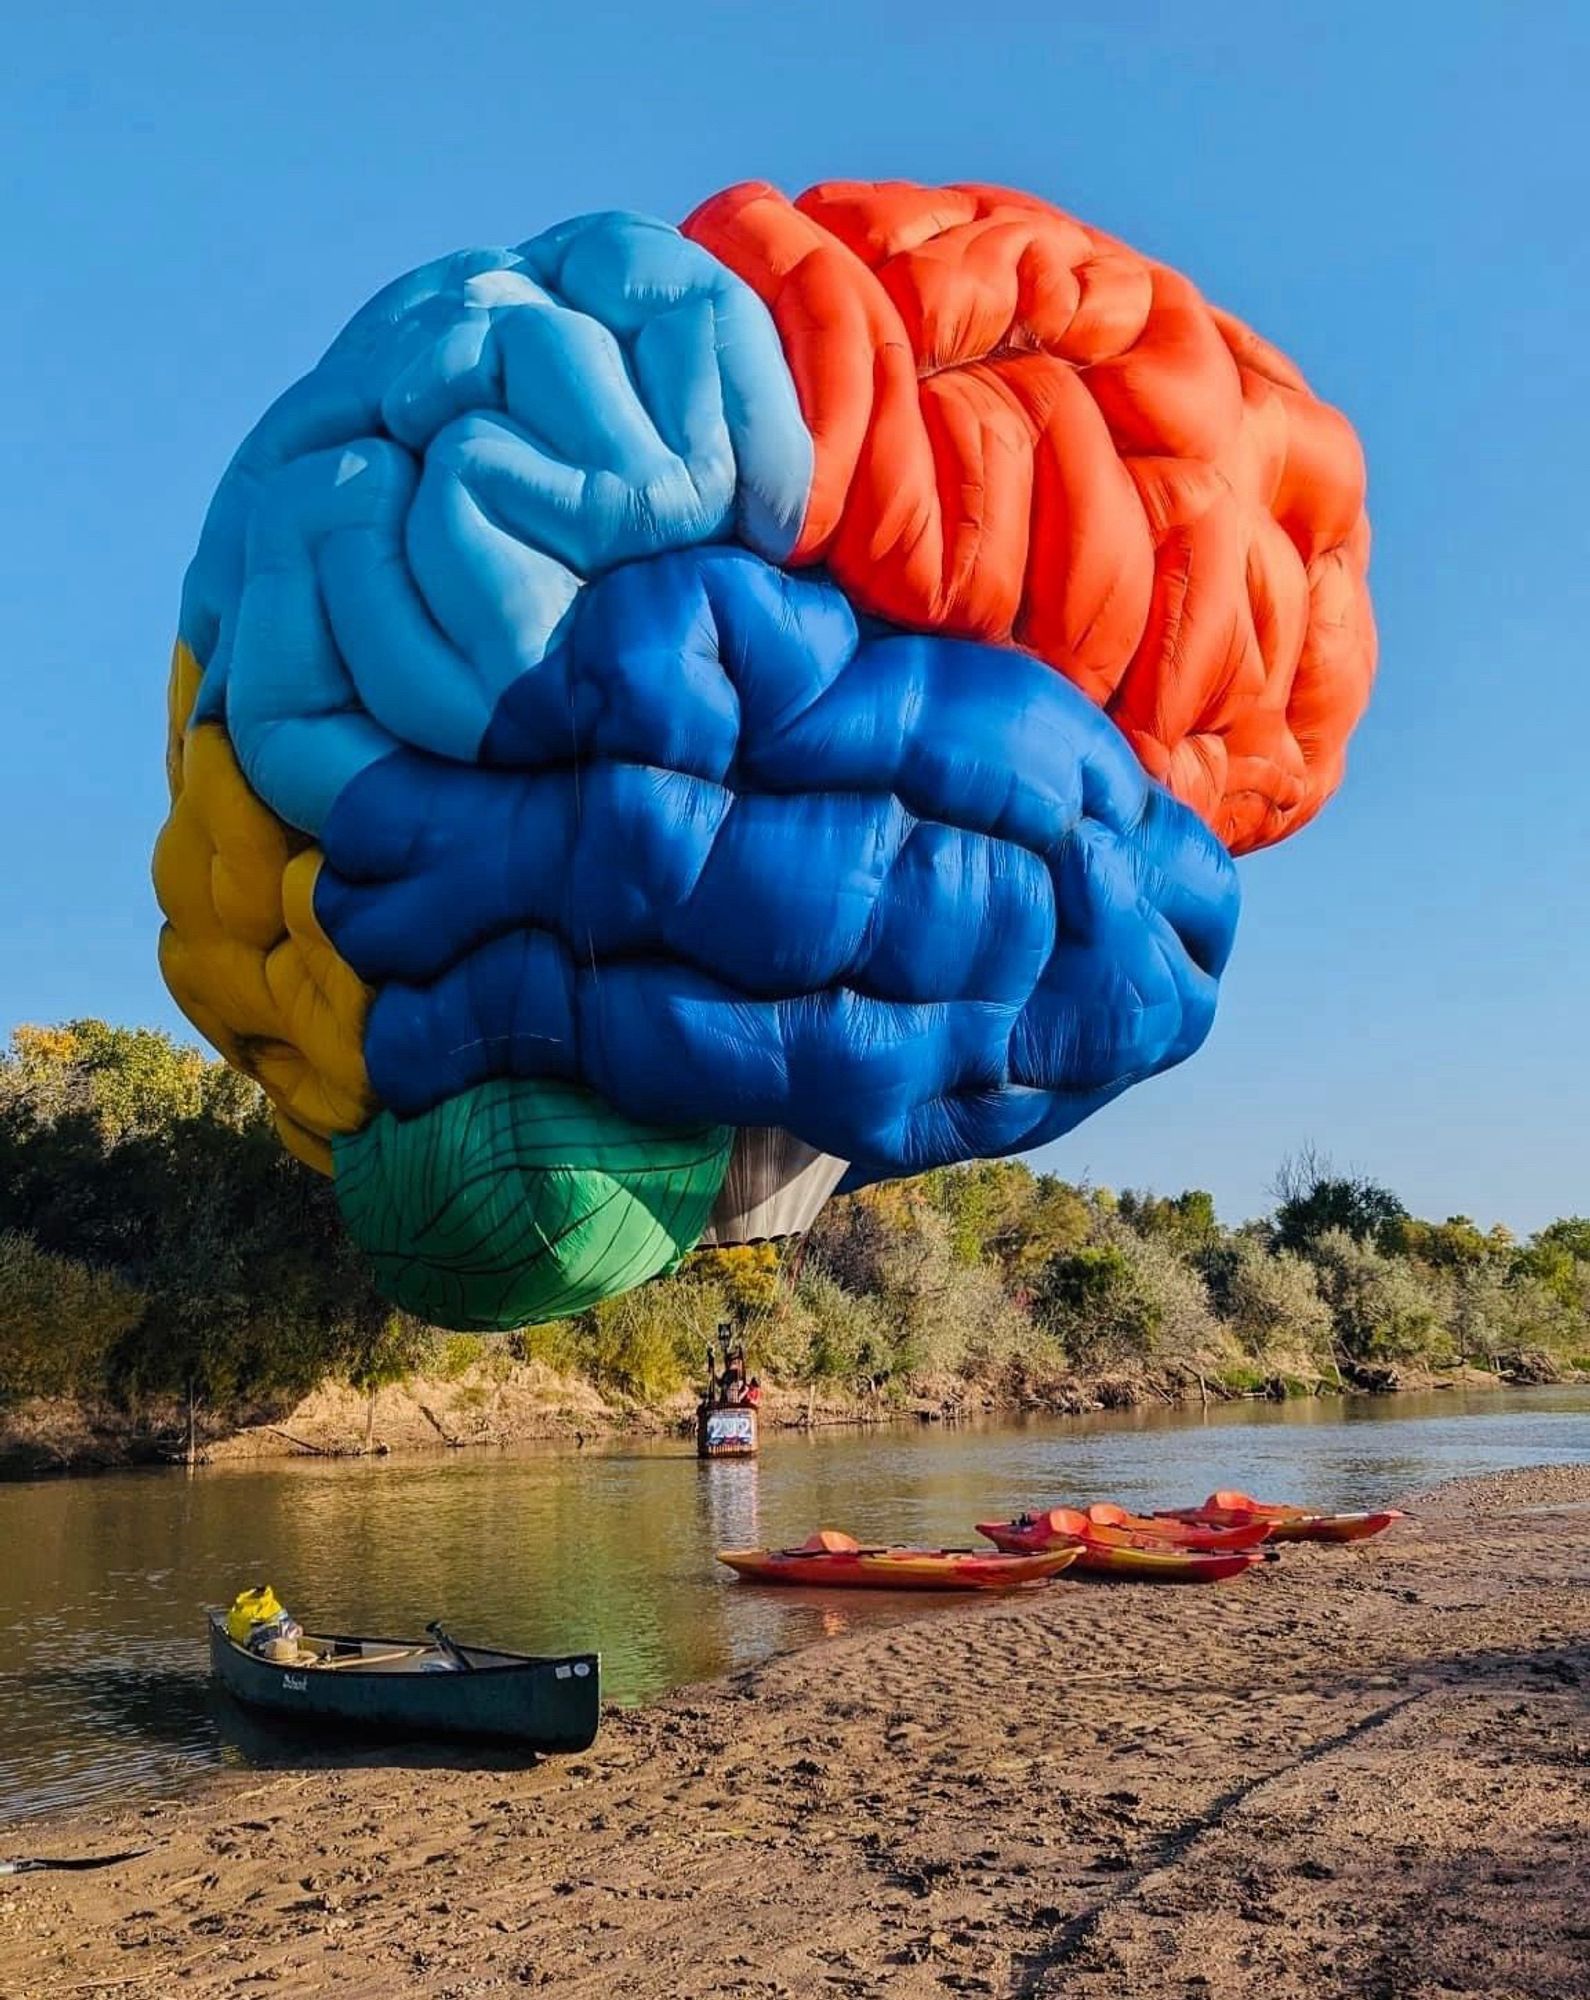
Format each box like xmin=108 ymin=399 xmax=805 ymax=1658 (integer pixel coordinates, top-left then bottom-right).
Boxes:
xmin=2 ymin=2 xmax=1585 ymax=1232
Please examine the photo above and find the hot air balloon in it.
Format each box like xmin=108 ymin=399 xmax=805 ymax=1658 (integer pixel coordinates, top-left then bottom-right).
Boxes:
xmin=154 ymin=181 xmax=1373 ymax=1331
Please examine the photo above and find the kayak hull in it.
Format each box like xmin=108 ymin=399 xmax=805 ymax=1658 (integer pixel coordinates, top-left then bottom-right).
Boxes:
xmin=975 ymin=1524 xmax=1260 ymax=1583
xmin=1083 ymin=1508 xmax=1271 ymax=1552
xmin=1154 ymin=1500 xmax=1403 ymax=1544
xmin=1067 ymin=1545 xmax=1261 ymax=1582
xmin=1262 ymin=1510 xmax=1401 ymax=1544
xmin=718 ymin=1546 xmax=1078 ymax=1590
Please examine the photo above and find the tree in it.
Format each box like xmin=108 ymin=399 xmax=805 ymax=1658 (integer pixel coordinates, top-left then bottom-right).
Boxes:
xmin=1118 ymin=1187 xmax=1220 ymax=1257
xmin=1387 ymin=1214 xmax=1492 ymax=1270
xmin=1271 ymin=1148 xmax=1408 ymax=1253
xmin=1306 ymin=1229 xmax=1444 ymax=1362
xmin=788 ymin=1271 xmax=892 ymax=1397
xmin=579 ymin=1277 xmax=724 ymax=1401
xmin=682 ymin=1244 xmax=781 ymax=1311
xmin=1203 ymin=1233 xmax=1333 ymax=1362
xmin=1 ymin=1020 xmax=210 ymax=1141
xmin=0 ymin=1231 xmax=145 ymax=1406
xmin=1512 ymin=1219 xmax=1590 ymax=1312
xmin=1032 ymin=1237 xmax=1143 ymax=1367
xmin=0 ymin=1020 xmax=390 ymax=1440
xmin=344 ymin=1315 xmax=437 ymax=1450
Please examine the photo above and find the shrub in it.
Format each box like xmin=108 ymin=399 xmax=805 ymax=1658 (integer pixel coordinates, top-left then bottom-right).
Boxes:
xmin=1306 ymin=1229 xmax=1445 ymax=1361
xmin=435 ymin=1333 xmax=490 ymax=1379
xmin=0 ymin=1230 xmax=145 ymax=1405
xmin=783 ymin=1270 xmax=894 ymax=1392
xmin=507 ymin=1320 xmax=583 ymax=1373
xmin=1205 ymin=1233 xmax=1333 ymax=1361
xmin=579 ymin=1276 xmax=724 ymax=1401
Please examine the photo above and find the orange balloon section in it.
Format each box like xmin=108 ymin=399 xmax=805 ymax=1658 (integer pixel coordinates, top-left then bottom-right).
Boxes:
xmin=685 ymin=180 xmax=1375 ymax=855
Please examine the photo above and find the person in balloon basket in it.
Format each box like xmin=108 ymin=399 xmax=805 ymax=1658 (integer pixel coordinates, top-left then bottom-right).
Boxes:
xmin=702 ymin=1328 xmax=750 ymax=1409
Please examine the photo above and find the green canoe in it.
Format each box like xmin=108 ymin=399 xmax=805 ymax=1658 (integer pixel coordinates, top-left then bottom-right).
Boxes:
xmin=208 ymin=1614 xmax=599 ymax=1752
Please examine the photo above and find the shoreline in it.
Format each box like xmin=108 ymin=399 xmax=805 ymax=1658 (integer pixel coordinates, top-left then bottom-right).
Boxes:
xmin=2 ymin=1463 xmax=1586 ymax=1997
xmin=0 ymin=1357 xmax=1552 ymax=1484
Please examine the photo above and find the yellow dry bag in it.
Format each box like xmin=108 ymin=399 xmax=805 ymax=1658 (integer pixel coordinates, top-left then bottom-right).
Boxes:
xmin=226 ymin=1585 xmax=285 ymax=1645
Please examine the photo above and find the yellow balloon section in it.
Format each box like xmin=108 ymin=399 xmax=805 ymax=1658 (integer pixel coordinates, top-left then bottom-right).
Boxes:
xmin=153 ymin=641 xmax=372 ymax=1174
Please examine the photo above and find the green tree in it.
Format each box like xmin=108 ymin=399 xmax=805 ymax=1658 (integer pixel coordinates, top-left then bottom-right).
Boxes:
xmin=579 ymin=1276 xmax=724 ymax=1402
xmin=1032 ymin=1231 xmax=1218 ymax=1370
xmin=1512 ymin=1218 xmax=1590 ymax=1311
xmin=0 ymin=1230 xmax=145 ymax=1406
xmin=1388 ymin=1214 xmax=1492 ymax=1270
xmin=344 ymin=1315 xmax=437 ymax=1449
xmin=790 ymin=1270 xmax=892 ymax=1394
xmin=1205 ymin=1232 xmax=1333 ymax=1362
xmin=1306 ymin=1228 xmax=1444 ymax=1362
xmin=1118 ymin=1187 xmax=1220 ymax=1258
xmin=1272 ymin=1150 xmax=1409 ymax=1254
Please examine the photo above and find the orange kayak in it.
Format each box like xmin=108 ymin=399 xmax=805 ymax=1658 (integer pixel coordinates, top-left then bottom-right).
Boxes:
xmin=974 ymin=1509 xmax=1267 ymax=1582
xmin=1082 ymin=1503 xmax=1271 ymax=1552
xmin=718 ymin=1529 xmax=1078 ymax=1591
xmin=1153 ymin=1490 xmax=1404 ymax=1544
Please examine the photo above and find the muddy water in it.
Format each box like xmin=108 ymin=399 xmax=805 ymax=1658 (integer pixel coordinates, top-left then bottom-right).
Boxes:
xmin=2 ymin=1384 xmax=1585 ymax=1824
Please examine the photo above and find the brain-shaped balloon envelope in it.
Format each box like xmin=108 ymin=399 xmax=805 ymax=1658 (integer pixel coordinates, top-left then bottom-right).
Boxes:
xmin=155 ymin=180 xmax=1375 ymax=1330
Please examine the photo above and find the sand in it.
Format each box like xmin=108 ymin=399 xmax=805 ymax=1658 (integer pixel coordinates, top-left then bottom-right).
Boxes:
xmin=1 ymin=1464 xmax=1585 ymax=1999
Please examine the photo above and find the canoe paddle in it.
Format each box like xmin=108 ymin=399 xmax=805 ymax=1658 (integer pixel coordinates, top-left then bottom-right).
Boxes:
xmin=0 ymin=1849 xmax=149 ymax=1876
xmin=425 ymin=1620 xmax=477 ymax=1672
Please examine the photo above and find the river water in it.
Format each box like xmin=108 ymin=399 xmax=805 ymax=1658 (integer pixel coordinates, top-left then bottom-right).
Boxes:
xmin=1 ymin=1385 xmax=1585 ymax=1826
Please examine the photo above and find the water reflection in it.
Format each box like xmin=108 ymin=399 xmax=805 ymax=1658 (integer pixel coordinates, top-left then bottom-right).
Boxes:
xmin=0 ymin=1385 xmax=1584 ymax=1824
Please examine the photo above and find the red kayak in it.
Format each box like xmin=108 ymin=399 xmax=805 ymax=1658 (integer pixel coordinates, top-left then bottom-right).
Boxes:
xmin=1082 ymin=1503 xmax=1271 ymax=1552
xmin=718 ymin=1529 xmax=1079 ymax=1591
xmin=974 ymin=1509 xmax=1267 ymax=1583
xmin=1153 ymin=1490 xmax=1404 ymax=1544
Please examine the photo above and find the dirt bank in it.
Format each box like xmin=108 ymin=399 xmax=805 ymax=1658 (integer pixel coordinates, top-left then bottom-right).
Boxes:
xmin=0 ymin=1359 xmax=1523 ymax=1480
xmin=2 ymin=1464 xmax=1586 ymax=1998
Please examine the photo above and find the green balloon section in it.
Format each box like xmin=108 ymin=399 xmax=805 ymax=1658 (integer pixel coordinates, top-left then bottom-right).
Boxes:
xmin=331 ymin=1078 xmax=733 ymax=1331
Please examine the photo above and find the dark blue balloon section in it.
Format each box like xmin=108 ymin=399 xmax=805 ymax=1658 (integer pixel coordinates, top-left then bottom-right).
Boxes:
xmin=313 ymin=548 xmax=1240 ymax=1185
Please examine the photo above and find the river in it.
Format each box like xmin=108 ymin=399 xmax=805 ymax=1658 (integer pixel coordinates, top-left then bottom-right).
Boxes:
xmin=1 ymin=1384 xmax=1585 ymax=1826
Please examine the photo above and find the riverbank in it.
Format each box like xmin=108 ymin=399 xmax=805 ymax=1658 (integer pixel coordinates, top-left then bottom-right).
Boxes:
xmin=3 ymin=1463 xmax=1585 ymax=1998
xmin=0 ymin=1354 xmax=1539 ymax=1480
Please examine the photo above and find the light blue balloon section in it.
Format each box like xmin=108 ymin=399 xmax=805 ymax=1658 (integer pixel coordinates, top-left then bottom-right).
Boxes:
xmin=313 ymin=548 xmax=1241 ymax=1185
xmin=177 ymin=215 xmax=812 ymax=834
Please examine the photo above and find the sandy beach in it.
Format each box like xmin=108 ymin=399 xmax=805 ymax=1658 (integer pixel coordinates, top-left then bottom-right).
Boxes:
xmin=1 ymin=1464 xmax=1585 ymax=2000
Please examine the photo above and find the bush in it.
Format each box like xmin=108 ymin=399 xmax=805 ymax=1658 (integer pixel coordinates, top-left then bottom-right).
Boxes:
xmin=0 ymin=1230 xmax=145 ymax=1405
xmin=345 ymin=1315 xmax=437 ymax=1393
xmin=579 ymin=1276 xmax=723 ymax=1401
xmin=507 ymin=1320 xmax=582 ymax=1373
xmin=1033 ymin=1231 xmax=1220 ymax=1371
xmin=788 ymin=1270 xmax=892 ymax=1392
xmin=1205 ymin=1233 xmax=1333 ymax=1361
xmin=1306 ymin=1229 xmax=1445 ymax=1361
xmin=434 ymin=1333 xmax=490 ymax=1380
xmin=1216 ymin=1362 xmax=1269 ymax=1394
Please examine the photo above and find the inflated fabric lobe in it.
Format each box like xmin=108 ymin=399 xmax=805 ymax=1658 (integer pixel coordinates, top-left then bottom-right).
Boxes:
xmin=313 ymin=547 xmax=1240 ymax=1186
xmin=154 ymin=645 xmax=372 ymax=1173
xmin=177 ymin=213 xmax=811 ymax=837
xmin=331 ymin=1078 xmax=732 ymax=1330
xmin=684 ymin=180 xmax=1375 ymax=853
